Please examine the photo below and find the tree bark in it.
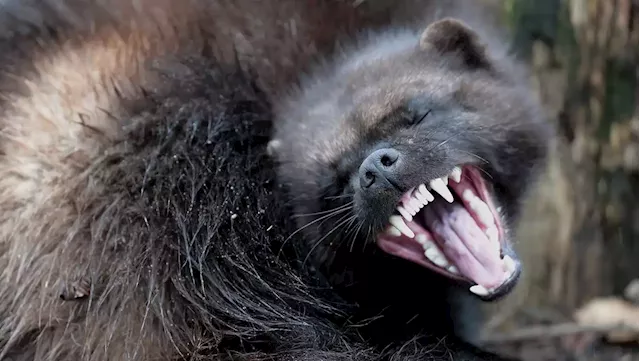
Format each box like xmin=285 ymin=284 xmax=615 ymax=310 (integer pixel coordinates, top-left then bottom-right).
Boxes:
xmin=484 ymin=0 xmax=638 ymax=331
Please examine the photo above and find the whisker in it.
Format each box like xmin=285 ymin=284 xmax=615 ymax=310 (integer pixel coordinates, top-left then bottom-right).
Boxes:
xmin=455 ymin=149 xmax=490 ymax=165
xmin=427 ymin=131 xmax=464 ymax=152
xmin=324 ymin=194 xmax=353 ymax=201
xmin=348 ymin=219 xmax=365 ymax=253
xmin=292 ymin=201 xmax=353 ymax=218
xmin=277 ymin=203 xmax=353 ymax=259
xmin=286 ymin=205 xmax=350 ymax=239
xmin=464 ymin=162 xmax=493 ymax=179
xmin=330 ymin=213 xmax=359 ymax=253
xmin=340 ymin=215 xmax=359 ymax=250
xmin=362 ymin=224 xmax=373 ymax=252
xmin=302 ymin=213 xmax=354 ymax=267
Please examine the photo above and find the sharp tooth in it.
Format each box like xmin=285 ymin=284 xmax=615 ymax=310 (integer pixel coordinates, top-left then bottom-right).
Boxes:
xmin=432 ymin=255 xmax=448 ymax=267
xmin=424 ymin=247 xmax=448 ymax=267
xmin=397 ymin=206 xmax=413 ymax=222
xmin=409 ymin=198 xmax=422 ymax=212
xmin=450 ymin=166 xmax=462 ymax=183
xmin=408 ymin=199 xmax=420 ymax=213
xmin=441 ymin=176 xmax=448 ymax=186
xmin=429 ymin=178 xmax=454 ymax=203
xmin=503 ymin=255 xmax=517 ymax=274
xmin=424 ymin=246 xmax=442 ymax=258
xmin=386 ymin=226 xmax=402 ymax=237
xmin=486 ymin=226 xmax=499 ymax=243
xmin=389 ymin=215 xmax=415 ymax=238
xmin=486 ymin=226 xmax=500 ymax=256
xmin=418 ymin=184 xmax=435 ymax=202
xmin=416 ymin=234 xmax=439 ymax=253
xmin=414 ymin=191 xmax=428 ymax=205
xmin=469 ymin=285 xmax=489 ymax=296
xmin=469 ymin=198 xmax=494 ymax=228
xmin=462 ymin=189 xmax=475 ymax=202
xmin=447 ymin=265 xmax=460 ymax=274
xmin=403 ymin=200 xmax=416 ymax=215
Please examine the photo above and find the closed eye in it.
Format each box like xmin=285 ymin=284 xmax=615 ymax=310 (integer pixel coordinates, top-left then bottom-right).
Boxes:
xmin=411 ymin=109 xmax=432 ymax=126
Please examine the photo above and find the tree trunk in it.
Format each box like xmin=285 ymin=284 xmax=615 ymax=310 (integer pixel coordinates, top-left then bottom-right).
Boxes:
xmin=483 ymin=0 xmax=638 ymax=331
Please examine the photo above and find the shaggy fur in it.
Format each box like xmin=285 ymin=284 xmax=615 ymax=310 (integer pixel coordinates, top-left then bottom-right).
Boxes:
xmin=0 ymin=0 xmax=551 ymax=360
xmin=270 ymin=11 xmax=553 ymax=361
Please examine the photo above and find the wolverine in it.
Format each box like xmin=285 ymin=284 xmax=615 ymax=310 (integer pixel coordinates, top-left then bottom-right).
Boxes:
xmin=0 ymin=0 xmax=553 ymax=360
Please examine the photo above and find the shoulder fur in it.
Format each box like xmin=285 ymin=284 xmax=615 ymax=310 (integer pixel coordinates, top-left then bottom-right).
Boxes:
xmin=0 ymin=1 xmax=370 ymax=359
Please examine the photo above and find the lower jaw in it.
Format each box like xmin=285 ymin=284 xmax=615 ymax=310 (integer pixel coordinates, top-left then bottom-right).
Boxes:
xmin=377 ymin=236 xmax=522 ymax=301
xmin=375 ymin=166 xmax=521 ymax=300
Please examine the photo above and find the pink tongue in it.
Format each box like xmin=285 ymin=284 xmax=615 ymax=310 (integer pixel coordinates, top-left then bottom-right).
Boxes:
xmin=422 ymin=201 xmax=505 ymax=289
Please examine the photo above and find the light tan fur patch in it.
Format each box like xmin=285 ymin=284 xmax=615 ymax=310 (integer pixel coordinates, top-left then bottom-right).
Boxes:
xmin=0 ymin=0 xmax=369 ymax=358
xmin=0 ymin=17 xmax=196 ymax=360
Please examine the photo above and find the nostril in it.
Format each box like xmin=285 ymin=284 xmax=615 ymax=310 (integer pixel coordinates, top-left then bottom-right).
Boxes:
xmin=363 ymin=171 xmax=376 ymax=188
xmin=376 ymin=148 xmax=400 ymax=168
xmin=358 ymin=148 xmax=401 ymax=190
xmin=380 ymin=154 xmax=395 ymax=167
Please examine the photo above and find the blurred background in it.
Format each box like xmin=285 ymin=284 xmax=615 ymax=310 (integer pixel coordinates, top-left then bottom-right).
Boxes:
xmin=459 ymin=0 xmax=639 ymax=360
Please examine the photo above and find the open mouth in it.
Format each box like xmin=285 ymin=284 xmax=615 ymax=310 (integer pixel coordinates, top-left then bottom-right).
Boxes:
xmin=376 ymin=165 xmax=521 ymax=301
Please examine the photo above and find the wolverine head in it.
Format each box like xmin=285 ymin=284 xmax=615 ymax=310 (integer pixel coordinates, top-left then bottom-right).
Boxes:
xmin=271 ymin=19 xmax=552 ymax=301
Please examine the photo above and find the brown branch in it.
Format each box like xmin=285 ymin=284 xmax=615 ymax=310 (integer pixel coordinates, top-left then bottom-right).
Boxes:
xmin=479 ymin=322 xmax=638 ymax=344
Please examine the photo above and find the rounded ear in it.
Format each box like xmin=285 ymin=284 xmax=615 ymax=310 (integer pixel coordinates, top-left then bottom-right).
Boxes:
xmin=266 ymin=139 xmax=282 ymax=159
xmin=419 ymin=18 xmax=491 ymax=69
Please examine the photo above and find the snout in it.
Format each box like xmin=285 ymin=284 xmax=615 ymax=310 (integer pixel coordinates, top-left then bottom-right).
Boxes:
xmin=358 ymin=148 xmax=402 ymax=192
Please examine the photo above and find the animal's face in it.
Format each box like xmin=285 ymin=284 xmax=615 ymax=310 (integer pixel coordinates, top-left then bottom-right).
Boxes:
xmin=272 ymin=19 xmax=552 ymax=301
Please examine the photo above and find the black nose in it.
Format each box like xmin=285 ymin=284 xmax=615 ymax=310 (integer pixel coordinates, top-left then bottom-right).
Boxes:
xmin=358 ymin=148 xmax=401 ymax=190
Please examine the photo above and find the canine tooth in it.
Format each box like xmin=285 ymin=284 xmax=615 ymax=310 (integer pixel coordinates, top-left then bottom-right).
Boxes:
xmin=441 ymin=176 xmax=449 ymax=186
xmin=389 ymin=216 xmax=414 ymax=238
xmin=397 ymin=206 xmax=413 ymax=222
xmin=386 ymin=226 xmax=402 ymax=237
xmin=418 ymin=184 xmax=435 ymax=202
xmin=469 ymin=285 xmax=489 ymax=296
xmin=429 ymin=178 xmax=454 ymax=203
xmin=447 ymin=265 xmax=460 ymax=274
xmin=502 ymin=255 xmax=517 ymax=274
xmin=450 ymin=167 xmax=462 ymax=183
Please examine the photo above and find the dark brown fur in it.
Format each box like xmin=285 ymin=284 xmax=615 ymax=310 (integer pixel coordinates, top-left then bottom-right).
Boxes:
xmin=0 ymin=0 xmax=545 ymax=360
xmin=0 ymin=2 xmax=363 ymax=360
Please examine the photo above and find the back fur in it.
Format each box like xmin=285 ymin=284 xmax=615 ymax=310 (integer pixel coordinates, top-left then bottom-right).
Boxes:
xmin=0 ymin=1 xmax=371 ymax=359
